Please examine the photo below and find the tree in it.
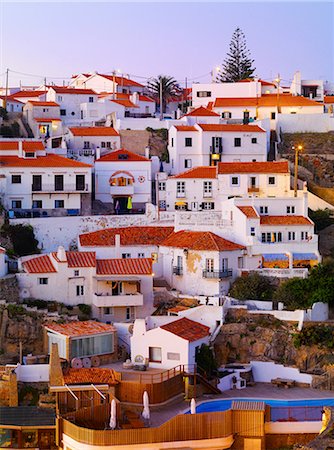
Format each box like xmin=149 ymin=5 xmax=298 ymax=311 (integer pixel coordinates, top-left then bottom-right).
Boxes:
xmin=217 ymin=27 xmax=256 ymax=82
xmin=0 ymin=107 xmax=8 ymax=121
xmin=230 ymin=273 xmax=274 ymax=300
xmin=147 ymin=75 xmax=180 ymax=114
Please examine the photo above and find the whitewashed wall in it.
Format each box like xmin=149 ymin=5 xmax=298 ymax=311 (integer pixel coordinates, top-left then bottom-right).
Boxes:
xmin=15 ymin=363 xmax=50 ymax=382
xmin=250 ymin=361 xmax=312 ymax=384
xmin=278 ymin=113 xmax=334 ymax=133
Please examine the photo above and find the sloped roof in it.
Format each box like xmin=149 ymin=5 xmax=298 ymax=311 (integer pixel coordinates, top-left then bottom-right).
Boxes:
xmin=63 ymin=368 xmax=119 ymax=385
xmin=237 ymin=206 xmax=259 ymax=218
xmin=171 ymin=166 xmax=217 ymax=179
xmin=96 ymin=258 xmax=152 ymax=275
xmin=50 ymin=87 xmax=97 ymax=95
xmin=27 ymin=101 xmax=59 ymax=107
xmin=213 ymin=94 xmax=322 ymax=108
xmin=161 ymin=318 xmax=210 ymax=342
xmin=95 ymin=148 xmax=150 ymax=162
xmin=174 ymin=125 xmax=198 ymax=132
xmin=184 ymin=106 xmax=219 ymax=117
xmin=110 ymin=99 xmax=139 ymax=108
xmin=52 ymin=251 xmax=96 ymax=267
xmin=9 ymin=90 xmax=46 ymax=98
xmin=45 ymin=320 xmax=116 ymax=337
xmin=197 ymin=124 xmax=265 ymax=133
xmin=69 ymin=127 xmax=119 ymax=136
xmin=0 ymin=140 xmax=44 ymax=151
xmin=161 ymin=230 xmax=245 ymax=252
xmin=260 ymin=215 xmax=313 ymax=226
xmin=218 ymin=161 xmax=289 ymax=174
xmin=98 ymin=74 xmax=144 ymax=88
xmin=0 ymin=154 xmax=92 ymax=168
xmin=23 ymin=255 xmax=57 ymax=273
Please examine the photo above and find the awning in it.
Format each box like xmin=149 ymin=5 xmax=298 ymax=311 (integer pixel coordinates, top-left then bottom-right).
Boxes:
xmin=293 ymin=253 xmax=318 ymax=260
xmin=175 ymin=201 xmax=187 ymax=206
xmin=263 ymin=254 xmax=288 ymax=261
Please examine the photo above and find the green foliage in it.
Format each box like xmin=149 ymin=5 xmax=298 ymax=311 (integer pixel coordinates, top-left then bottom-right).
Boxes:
xmin=147 ymin=75 xmax=180 ymax=113
xmin=230 ymin=273 xmax=275 ymax=300
xmin=308 ymin=208 xmax=334 ymax=231
xmin=0 ymin=107 xmax=8 ymax=120
xmin=195 ymin=344 xmax=217 ymax=379
xmin=0 ymin=121 xmax=20 ymax=137
xmin=1 ymin=224 xmax=39 ymax=256
xmin=22 ymin=299 xmax=48 ymax=310
xmin=78 ymin=303 xmax=91 ymax=316
xmin=217 ymin=27 xmax=256 ymax=82
xmin=293 ymin=325 xmax=334 ymax=349
xmin=7 ymin=303 xmax=26 ymax=317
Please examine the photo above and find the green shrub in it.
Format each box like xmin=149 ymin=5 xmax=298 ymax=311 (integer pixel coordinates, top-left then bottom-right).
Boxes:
xmin=230 ymin=273 xmax=275 ymax=300
xmin=7 ymin=304 xmax=26 ymax=317
xmin=78 ymin=304 xmax=91 ymax=316
xmin=293 ymin=325 xmax=334 ymax=349
xmin=195 ymin=344 xmax=217 ymax=379
xmin=1 ymin=224 xmax=39 ymax=256
xmin=308 ymin=208 xmax=334 ymax=231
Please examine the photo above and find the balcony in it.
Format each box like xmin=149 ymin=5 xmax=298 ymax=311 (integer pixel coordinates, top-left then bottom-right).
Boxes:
xmin=110 ymin=185 xmax=134 ymax=196
xmin=176 ymin=192 xmax=186 ymax=198
xmin=93 ymin=293 xmax=143 ymax=308
xmin=31 ymin=183 xmax=89 ymax=193
xmin=248 ymin=187 xmax=260 ymax=193
xmin=202 ymin=269 xmax=233 ymax=279
xmin=203 ymin=191 xmax=213 ymax=198
xmin=210 ymin=145 xmax=223 ymax=154
xmin=173 ymin=266 xmax=183 ymax=276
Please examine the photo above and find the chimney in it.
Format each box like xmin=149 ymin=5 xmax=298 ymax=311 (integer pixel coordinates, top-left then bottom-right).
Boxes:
xmin=95 ymin=146 xmax=101 ymax=160
xmin=145 ymin=145 xmax=150 ymax=159
xmin=18 ymin=141 xmax=23 ymax=158
xmin=56 ymin=246 xmax=67 ymax=262
xmin=131 ymin=92 xmax=139 ymax=105
xmin=115 ymin=234 xmax=121 ymax=258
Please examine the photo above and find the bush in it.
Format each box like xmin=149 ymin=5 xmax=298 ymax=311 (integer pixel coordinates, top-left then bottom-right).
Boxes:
xmin=309 ymin=208 xmax=334 ymax=231
xmin=2 ymin=224 xmax=39 ymax=256
xmin=230 ymin=273 xmax=275 ymax=300
xmin=293 ymin=325 xmax=334 ymax=349
xmin=22 ymin=299 xmax=48 ymax=309
xmin=7 ymin=304 xmax=26 ymax=317
xmin=195 ymin=344 xmax=217 ymax=379
xmin=0 ymin=107 xmax=8 ymax=120
xmin=78 ymin=304 xmax=91 ymax=316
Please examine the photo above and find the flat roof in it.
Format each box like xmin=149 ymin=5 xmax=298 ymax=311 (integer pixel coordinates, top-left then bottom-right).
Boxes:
xmin=0 ymin=407 xmax=55 ymax=427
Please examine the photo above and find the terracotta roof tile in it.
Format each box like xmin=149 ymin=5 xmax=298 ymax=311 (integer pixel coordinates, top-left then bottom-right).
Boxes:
xmin=237 ymin=206 xmax=259 ymax=218
xmin=218 ymin=161 xmax=289 ymax=174
xmin=174 ymin=125 xmax=198 ymax=132
xmin=95 ymin=148 xmax=150 ymax=162
xmin=45 ymin=320 xmax=116 ymax=337
xmin=96 ymin=258 xmax=152 ymax=275
xmin=324 ymin=96 xmax=334 ymax=104
xmin=198 ymin=123 xmax=265 ymax=133
xmin=0 ymin=154 xmax=92 ymax=168
xmin=161 ymin=231 xmax=245 ymax=252
xmin=167 ymin=305 xmax=190 ymax=313
xmin=23 ymin=255 xmax=57 ymax=273
xmin=260 ymin=216 xmax=313 ymax=226
xmin=213 ymin=94 xmax=322 ymax=108
xmin=98 ymin=74 xmax=144 ymax=88
xmin=110 ymin=99 xmax=139 ymax=108
xmin=183 ymin=106 xmax=219 ymax=117
xmin=51 ymin=251 xmax=96 ymax=267
xmin=69 ymin=127 xmax=119 ymax=137
xmin=34 ymin=118 xmax=62 ymax=122
xmin=161 ymin=318 xmax=209 ymax=342
xmin=63 ymin=368 xmax=119 ymax=385
xmin=27 ymin=101 xmax=59 ymax=107
xmin=171 ymin=166 xmax=217 ymax=179
xmin=79 ymin=226 xmax=174 ymax=247
xmin=50 ymin=87 xmax=97 ymax=95
xmin=9 ymin=90 xmax=46 ymax=98
xmin=0 ymin=140 xmax=44 ymax=151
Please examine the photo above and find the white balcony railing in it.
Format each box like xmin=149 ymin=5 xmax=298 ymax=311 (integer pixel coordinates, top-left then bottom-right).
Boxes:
xmin=251 ymin=268 xmax=308 ymax=279
xmin=176 ymin=191 xmax=186 ymax=198
xmin=93 ymin=293 xmax=143 ymax=308
xmin=32 ymin=183 xmax=89 ymax=193
xmin=110 ymin=185 xmax=134 ymax=196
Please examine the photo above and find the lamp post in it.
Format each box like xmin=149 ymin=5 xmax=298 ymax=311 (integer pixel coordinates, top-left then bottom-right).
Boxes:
xmin=275 ymin=74 xmax=281 ymax=113
xmin=293 ymin=144 xmax=303 ymax=197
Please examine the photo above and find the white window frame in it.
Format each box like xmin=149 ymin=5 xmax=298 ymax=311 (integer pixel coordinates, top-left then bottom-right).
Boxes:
xmin=231 ymin=176 xmax=239 ymax=186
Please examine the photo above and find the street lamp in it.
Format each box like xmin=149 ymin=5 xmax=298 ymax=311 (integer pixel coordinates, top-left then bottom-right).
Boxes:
xmin=293 ymin=144 xmax=303 ymax=197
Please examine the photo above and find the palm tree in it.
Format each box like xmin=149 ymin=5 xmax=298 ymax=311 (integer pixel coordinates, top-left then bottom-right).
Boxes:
xmin=147 ymin=75 xmax=180 ymax=115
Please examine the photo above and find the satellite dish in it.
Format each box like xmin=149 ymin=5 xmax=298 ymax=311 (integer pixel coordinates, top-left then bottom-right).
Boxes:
xmin=82 ymin=357 xmax=91 ymax=368
xmin=91 ymin=356 xmax=100 ymax=367
xmin=71 ymin=358 xmax=83 ymax=369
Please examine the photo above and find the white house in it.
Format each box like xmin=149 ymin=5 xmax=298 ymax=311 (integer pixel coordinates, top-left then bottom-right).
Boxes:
xmin=7 ymin=90 xmax=46 ymax=104
xmin=168 ymin=123 xmax=268 ymax=175
xmin=130 ymin=317 xmax=210 ymax=369
xmin=0 ymin=247 xmax=7 ymax=278
xmin=23 ymin=101 xmax=63 ymax=139
xmin=290 ymin=70 xmax=324 ymax=102
xmin=95 ymin=148 xmax=152 ymax=212
xmin=18 ymin=246 xmax=155 ymax=323
xmin=0 ymin=139 xmax=92 ymax=217
xmin=76 ymin=73 xmax=145 ymax=95
xmin=0 ymin=96 xmax=23 ymax=113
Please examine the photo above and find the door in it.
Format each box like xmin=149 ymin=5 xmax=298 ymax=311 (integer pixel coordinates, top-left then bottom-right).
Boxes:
xmin=76 ymin=174 xmax=85 ymax=191
xmin=243 ymin=110 xmax=250 ymax=124
xmin=191 ymin=202 xmax=198 ymax=211
xmin=54 ymin=175 xmax=64 ymax=191
xmin=32 ymin=175 xmax=42 ymax=191
xmin=250 ymin=176 xmax=256 ymax=188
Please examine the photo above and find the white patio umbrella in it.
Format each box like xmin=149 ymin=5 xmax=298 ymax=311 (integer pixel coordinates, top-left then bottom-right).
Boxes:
xmin=142 ymin=390 xmax=150 ymax=420
xmin=109 ymin=399 xmax=117 ymax=429
xmin=190 ymin=398 xmax=196 ymax=414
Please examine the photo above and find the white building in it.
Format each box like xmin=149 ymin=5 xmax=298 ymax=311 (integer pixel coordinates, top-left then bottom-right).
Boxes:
xmin=290 ymin=70 xmax=324 ymax=101
xmin=0 ymin=96 xmax=23 ymax=113
xmin=131 ymin=316 xmax=210 ymax=369
xmin=95 ymin=148 xmax=152 ymax=212
xmin=7 ymin=90 xmax=46 ymax=104
xmin=74 ymin=73 xmax=145 ymax=94
xmin=23 ymin=101 xmax=63 ymax=139
xmin=0 ymin=139 xmax=92 ymax=217
xmin=18 ymin=246 xmax=155 ymax=323
xmin=0 ymin=247 xmax=7 ymax=278
xmin=168 ymin=122 xmax=268 ymax=175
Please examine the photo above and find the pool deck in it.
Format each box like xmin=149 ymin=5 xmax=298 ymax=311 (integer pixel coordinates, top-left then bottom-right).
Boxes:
xmin=147 ymin=383 xmax=334 ymax=427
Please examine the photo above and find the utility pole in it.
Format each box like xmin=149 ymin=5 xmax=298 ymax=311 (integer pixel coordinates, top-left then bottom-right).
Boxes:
xmin=293 ymin=144 xmax=303 ymax=197
xmin=159 ymin=77 xmax=163 ymax=121
xmin=4 ymin=68 xmax=9 ymax=110
xmin=112 ymin=70 xmax=116 ymax=100
xmin=185 ymin=77 xmax=188 ymax=113
xmin=275 ymin=73 xmax=281 ymax=113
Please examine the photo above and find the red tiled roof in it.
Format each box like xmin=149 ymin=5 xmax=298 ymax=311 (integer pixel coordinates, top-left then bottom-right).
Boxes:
xmin=237 ymin=206 xmax=259 ymax=219
xmin=174 ymin=125 xmax=198 ymax=132
xmin=69 ymin=127 xmax=119 ymax=137
xmin=0 ymin=96 xmax=23 ymax=104
xmin=214 ymin=97 xmax=259 ymax=108
xmin=238 ymin=78 xmax=276 ymax=87
xmin=50 ymin=87 xmax=97 ymax=95
xmin=167 ymin=305 xmax=190 ymax=313
xmin=0 ymin=154 xmax=92 ymax=168
xmin=51 ymin=251 xmax=96 ymax=267
xmin=218 ymin=161 xmax=289 ymax=174
xmin=161 ymin=231 xmax=245 ymax=252
xmin=184 ymin=106 xmax=219 ymax=117
xmin=98 ymin=74 xmax=144 ymax=88
xmin=0 ymin=140 xmax=44 ymax=151
xmin=138 ymin=95 xmax=155 ymax=103
xmin=161 ymin=318 xmax=209 ymax=342
xmin=23 ymin=255 xmax=57 ymax=273
xmin=324 ymin=96 xmax=334 ymax=104
xmin=207 ymin=101 xmax=214 ymax=110
xmin=34 ymin=118 xmax=61 ymax=122
xmin=9 ymin=90 xmax=46 ymax=98
xmin=45 ymin=320 xmax=116 ymax=337
xmin=96 ymin=258 xmax=152 ymax=275
xmin=260 ymin=216 xmax=313 ymax=226
xmin=79 ymin=226 xmax=174 ymax=247
xmin=27 ymin=101 xmax=59 ymax=107
xmin=110 ymin=99 xmax=139 ymax=108
xmin=95 ymin=148 xmax=150 ymax=162
xmin=171 ymin=166 xmax=217 ymax=179
xmin=213 ymin=94 xmax=322 ymax=108
xmin=198 ymin=124 xmax=265 ymax=133
xmin=63 ymin=368 xmax=119 ymax=385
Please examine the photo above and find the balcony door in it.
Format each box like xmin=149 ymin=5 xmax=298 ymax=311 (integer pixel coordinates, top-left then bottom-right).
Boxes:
xmin=221 ymin=258 xmax=228 ymax=272
xmin=54 ymin=175 xmax=64 ymax=191
xmin=76 ymin=174 xmax=85 ymax=191
xmin=32 ymin=175 xmax=42 ymax=191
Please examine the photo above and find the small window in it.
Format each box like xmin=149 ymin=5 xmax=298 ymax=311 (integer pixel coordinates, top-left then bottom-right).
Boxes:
xmin=76 ymin=285 xmax=84 ymax=296
xmin=11 ymin=200 xmax=22 ymax=208
xmin=32 ymin=200 xmax=42 ymax=209
xmin=71 ymin=111 xmax=75 ymax=116
xmin=158 ymin=182 xmax=166 ymax=191
xmin=55 ymin=200 xmax=64 ymax=208
xmin=222 ymin=111 xmax=232 ymax=119
xmin=271 ymin=112 xmax=276 ymax=120
xmin=11 ymin=175 xmax=21 ymax=184
xmin=104 ymin=307 xmax=113 ymax=315
xmin=38 ymin=278 xmax=48 ymax=285
xmin=287 ymin=206 xmax=295 ymax=214
xmin=251 ymin=137 xmax=257 ymax=144
xmin=184 ymin=159 xmax=192 ymax=168
xmin=231 ymin=176 xmax=239 ymax=186
xmin=268 ymin=176 xmax=276 ymax=185
xmin=25 ymin=152 xmax=35 ymax=158
xmin=149 ymin=346 xmax=162 ymax=363
xmin=159 ymin=200 xmax=166 ymax=210
xmin=288 ymin=231 xmax=296 ymax=241
xmin=138 ymin=253 xmax=145 ymax=258
xmin=57 ymin=96 xmax=63 ymax=101
xmin=206 ymin=258 xmax=214 ymax=272
xmin=89 ymin=96 xmax=94 ymax=103
xmin=167 ymin=352 xmax=180 ymax=361
xmin=197 ymin=91 xmax=211 ymax=98
xmin=122 ymin=253 xmax=131 ymax=259
xmin=250 ymin=227 xmax=255 ymax=236
xmin=74 ymin=270 xmax=80 ymax=277
xmin=176 ymin=181 xmax=185 ymax=195
xmin=83 ymin=141 xmax=90 ymax=149
xmin=60 ymin=109 xmax=66 ymax=116
xmin=234 ymin=138 xmax=241 ymax=147
xmin=101 ymin=142 xmax=106 ymax=148
xmin=203 ymin=181 xmax=212 ymax=195
xmin=301 ymin=231 xmax=309 ymax=240
xmin=202 ymin=202 xmax=214 ymax=210
xmin=185 ymin=138 xmax=192 ymax=147
xmin=171 ymin=137 xmax=174 ymax=147
xmin=42 ymin=108 xmax=49 ymax=113
xmin=106 ymin=142 xmax=111 ymax=148
xmin=259 ymin=206 xmax=268 ymax=214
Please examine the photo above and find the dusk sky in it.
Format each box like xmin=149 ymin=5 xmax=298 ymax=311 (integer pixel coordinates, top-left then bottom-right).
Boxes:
xmin=1 ymin=1 xmax=333 ymax=88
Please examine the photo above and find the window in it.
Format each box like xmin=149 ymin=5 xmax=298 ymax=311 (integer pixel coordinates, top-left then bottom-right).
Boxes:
xmin=60 ymin=109 xmax=66 ymax=116
xmin=106 ymin=142 xmax=111 ymax=148
xmin=271 ymin=112 xmax=276 ymax=120
xmin=176 ymin=181 xmax=185 ymax=196
xmin=197 ymin=91 xmax=211 ymax=97
xmin=185 ymin=137 xmax=192 ymax=147
xmin=221 ymin=258 xmax=228 ymax=272
xmin=76 ymin=285 xmax=84 ymax=296
xmin=57 ymin=96 xmax=63 ymax=101
xmin=43 ymin=108 xmax=49 ymax=113
xmin=159 ymin=200 xmax=166 ymax=210
xmin=74 ymin=270 xmax=80 ymax=277
xmin=167 ymin=352 xmax=180 ymax=361
xmin=25 ymin=152 xmax=35 ymax=158
xmin=32 ymin=200 xmax=42 ymax=208
xmin=122 ymin=253 xmax=131 ymax=259
xmin=171 ymin=137 xmax=174 ymax=147
xmin=261 ymin=232 xmax=282 ymax=243
xmin=76 ymin=174 xmax=85 ymax=191
xmin=301 ymin=231 xmax=309 ymax=240
xmin=260 ymin=206 xmax=268 ymax=215
xmin=126 ymin=307 xmax=135 ymax=321
xmin=38 ymin=278 xmax=48 ymax=285
xmin=177 ymin=255 xmax=183 ymax=269
xmin=32 ymin=174 xmax=42 ymax=191
xmin=83 ymin=141 xmax=90 ymax=149
xmin=158 ymin=182 xmax=166 ymax=191
xmin=101 ymin=142 xmax=106 ymax=148
xmin=288 ymin=231 xmax=296 ymax=241
xmin=251 ymin=137 xmax=257 ymax=144
xmin=222 ymin=111 xmax=232 ymax=119
xmin=55 ymin=200 xmax=64 ymax=208
xmin=138 ymin=253 xmax=145 ymax=258
xmin=231 ymin=176 xmax=239 ymax=186
xmin=203 ymin=181 xmax=212 ymax=196
xmin=184 ymin=159 xmax=192 ymax=168
xmin=11 ymin=175 xmax=21 ymax=184
xmin=238 ymin=256 xmax=244 ymax=269
xmin=11 ymin=200 xmax=22 ymax=208
xmin=234 ymin=137 xmax=241 ymax=147
xmin=202 ymin=202 xmax=214 ymax=210
xmin=54 ymin=175 xmax=64 ymax=191
xmin=206 ymin=258 xmax=214 ymax=272
xmin=250 ymin=227 xmax=255 ymax=236
xmin=89 ymin=96 xmax=94 ymax=103
xmin=268 ymin=176 xmax=276 ymax=185
xmin=287 ymin=206 xmax=295 ymax=214
xmin=104 ymin=307 xmax=113 ymax=315
xmin=149 ymin=347 xmax=162 ymax=363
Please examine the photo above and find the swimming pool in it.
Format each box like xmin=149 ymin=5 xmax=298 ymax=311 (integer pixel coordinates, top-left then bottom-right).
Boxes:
xmin=188 ymin=398 xmax=334 ymax=422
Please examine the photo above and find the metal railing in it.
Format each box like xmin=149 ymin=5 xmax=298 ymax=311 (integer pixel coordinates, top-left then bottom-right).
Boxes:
xmin=210 ymin=145 xmax=223 ymax=154
xmin=202 ymin=269 xmax=233 ymax=278
xmin=268 ymin=406 xmax=323 ymax=422
xmin=31 ymin=183 xmax=89 ymax=192
xmin=173 ymin=266 xmax=183 ymax=276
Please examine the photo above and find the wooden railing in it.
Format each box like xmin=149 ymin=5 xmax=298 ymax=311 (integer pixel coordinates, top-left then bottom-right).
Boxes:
xmin=61 ymin=409 xmax=233 ymax=446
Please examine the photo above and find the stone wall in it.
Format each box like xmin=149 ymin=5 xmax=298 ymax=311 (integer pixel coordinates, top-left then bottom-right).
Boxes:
xmin=0 ymin=370 xmax=18 ymax=406
xmin=0 ymin=276 xmax=20 ymax=303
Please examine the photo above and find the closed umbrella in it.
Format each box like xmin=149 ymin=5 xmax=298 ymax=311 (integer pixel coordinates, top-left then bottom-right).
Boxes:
xmin=190 ymin=398 xmax=196 ymax=414
xmin=142 ymin=391 xmax=150 ymax=420
xmin=127 ymin=196 xmax=132 ymax=210
xmin=109 ymin=399 xmax=117 ymax=429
